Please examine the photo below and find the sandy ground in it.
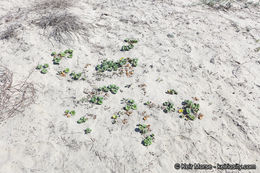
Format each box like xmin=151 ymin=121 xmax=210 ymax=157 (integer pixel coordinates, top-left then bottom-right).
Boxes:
xmin=0 ymin=0 xmax=260 ymax=172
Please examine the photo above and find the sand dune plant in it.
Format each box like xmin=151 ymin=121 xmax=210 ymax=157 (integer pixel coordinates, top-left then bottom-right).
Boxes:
xmin=85 ymin=128 xmax=92 ymax=134
xmin=142 ymin=134 xmax=155 ymax=146
xmin=162 ymin=101 xmax=175 ymax=113
xmin=137 ymin=124 xmax=150 ymax=134
xmin=64 ymin=110 xmax=75 ymax=117
xmin=99 ymin=84 xmax=119 ymax=94
xmin=70 ymin=72 xmax=82 ymax=80
xmin=77 ymin=116 xmax=87 ymax=124
xmin=90 ymin=96 xmax=104 ymax=105
xmin=179 ymin=100 xmax=200 ymax=120
xmin=124 ymin=99 xmax=137 ymax=111
xmin=36 ymin=63 xmax=49 ymax=74
xmin=166 ymin=89 xmax=178 ymax=95
xmin=51 ymin=49 xmax=73 ymax=65
xmin=121 ymin=39 xmax=138 ymax=51
xmin=95 ymin=58 xmax=138 ymax=77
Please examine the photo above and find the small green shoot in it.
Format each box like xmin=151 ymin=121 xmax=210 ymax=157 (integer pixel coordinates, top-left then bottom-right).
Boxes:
xmin=77 ymin=117 xmax=87 ymax=124
xmin=166 ymin=89 xmax=178 ymax=95
xmin=85 ymin=128 xmax=92 ymax=134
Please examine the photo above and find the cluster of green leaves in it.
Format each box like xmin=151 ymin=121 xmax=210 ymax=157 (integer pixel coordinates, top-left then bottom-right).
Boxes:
xmin=162 ymin=101 xmax=175 ymax=113
xmin=142 ymin=134 xmax=155 ymax=146
xmin=181 ymin=100 xmax=200 ymax=120
xmin=121 ymin=39 xmax=138 ymax=51
xmin=64 ymin=110 xmax=76 ymax=116
xmin=90 ymin=96 xmax=104 ymax=105
xmin=95 ymin=57 xmax=138 ymax=72
xmin=166 ymin=89 xmax=178 ymax=95
xmin=85 ymin=128 xmax=92 ymax=134
xmin=36 ymin=64 xmax=49 ymax=74
xmin=57 ymin=68 xmax=70 ymax=75
xmin=98 ymin=84 xmax=119 ymax=94
xmin=70 ymin=72 xmax=85 ymax=80
xmin=124 ymin=99 xmax=137 ymax=111
xmin=77 ymin=116 xmax=87 ymax=124
xmin=51 ymin=49 xmax=73 ymax=65
xmin=138 ymin=124 xmax=150 ymax=134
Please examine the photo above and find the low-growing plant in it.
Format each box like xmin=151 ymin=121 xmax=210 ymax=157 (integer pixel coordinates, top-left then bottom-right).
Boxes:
xmin=64 ymin=110 xmax=75 ymax=117
xmin=77 ymin=116 xmax=87 ymax=124
xmin=179 ymin=100 xmax=200 ymax=120
xmin=162 ymin=101 xmax=175 ymax=113
xmin=85 ymin=128 xmax=92 ymax=134
xmin=36 ymin=63 xmax=49 ymax=74
xmin=99 ymin=84 xmax=119 ymax=94
xmin=142 ymin=134 xmax=155 ymax=146
xmin=70 ymin=72 xmax=82 ymax=80
xmin=51 ymin=49 xmax=73 ymax=65
xmin=166 ymin=89 xmax=178 ymax=95
xmin=124 ymin=99 xmax=137 ymax=111
xmin=95 ymin=57 xmax=138 ymax=74
xmin=121 ymin=39 xmax=138 ymax=51
xmin=90 ymin=96 xmax=104 ymax=105
xmin=137 ymin=124 xmax=150 ymax=134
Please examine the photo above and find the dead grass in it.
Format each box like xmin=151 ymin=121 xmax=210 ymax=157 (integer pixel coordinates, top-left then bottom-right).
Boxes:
xmin=0 ymin=66 xmax=35 ymax=122
xmin=33 ymin=11 xmax=87 ymax=44
xmin=202 ymin=0 xmax=233 ymax=9
xmin=0 ymin=24 xmax=23 ymax=40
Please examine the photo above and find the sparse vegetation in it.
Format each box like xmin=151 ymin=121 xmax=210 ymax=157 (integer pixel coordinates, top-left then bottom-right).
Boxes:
xmin=77 ymin=116 xmax=87 ymax=124
xmin=142 ymin=134 xmax=155 ymax=146
xmin=90 ymin=96 xmax=104 ymax=105
xmin=51 ymin=49 xmax=73 ymax=65
xmin=36 ymin=63 xmax=49 ymax=74
xmin=64 ymin=110 xmax=75 ymax=117
xmin=85 ymin=128 xmax=92 ymax=134
xmin=95 ymin=57 xmax=138 ymax=77
xmin=202 ymin=0 xmax=232 ymax=10
xmin=98 ymin=84 xmax=119 ymax=94
xmin=137 ymin=124 xmax=150 ymax=134
xmin=162 ymin=101 xmax=175 ymax=113
xmin=121 ymin=39 xmax=138 ymax=51
xmin=124 ymin=99 xmax=137 ymax=111
xmin=0 ymin=66 xmax=35 ymax=122
xmin=179 ymin=100 xmax=200 ymax=120
xmin=33 ymin=12 xmax=87 ymax=44
xmin=166 ymin=89 xmax=178 ymax=95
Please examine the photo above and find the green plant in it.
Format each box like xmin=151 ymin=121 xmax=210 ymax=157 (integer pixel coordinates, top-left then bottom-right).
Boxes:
xmin=144 ymin=101 xmax=151 ymax=106
xmin=43 ymin=64 xmax=49 ymax=68
xmin=142 ymin=134 xmax=154 ymax=146
xmin=138 ymin=124 xmax=150 ymax=134
xmin=64 ymin=68 xmax=70 ymax=73
xmin=90 ymin=96 xmax=104 ymax=105
xmin=36 ymin=63 xmax=49 ymax=74
xmin=70 ymin=72 xmax=82 ymax=80
xmin=95 ymin=57 xmax=138 ymax=73
xmin=166 ymin=89 xmax=178 ymax=95
xmin=64 ymin=110 xmax=75 ymax=117
xmin=179 ymin=100 xmax=200 ymax=121
xmin=124 ymin=99 xmax=137 ymax=111
xmin=99 ymin=84 xmax=120 ymax=94
xmin=77 ymin=116 xmax=87 ymax=124
xmin=51 ymin=49 xmax=74 ymax=65
xmin=162 ymin=101 xmax=175 ymax=113
xmin=85 ymin=128 xmax=92 ymax=134
xmin=41 ymin=68 xmax=48 ymax=74
xmin=121 ymin=39 xmax=138 ymax=51
xmin=36 ymin=65 xmax=42 ymax=70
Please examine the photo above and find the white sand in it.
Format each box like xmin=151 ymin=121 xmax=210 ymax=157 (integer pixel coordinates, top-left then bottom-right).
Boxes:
xmin=0 ymin=0 xmax=259 ymax=172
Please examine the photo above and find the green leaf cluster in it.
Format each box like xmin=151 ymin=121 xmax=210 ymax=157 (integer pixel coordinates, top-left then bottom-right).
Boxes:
xmin=162 ymin=101 xmax=175 ymax=113
xmin=90 ymin=96 xmax=104 ymax=105
xmin=36 ymin=63 xmax=49 ymax=74
xmin=124 ymin=99 xmax=137 ymax=111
